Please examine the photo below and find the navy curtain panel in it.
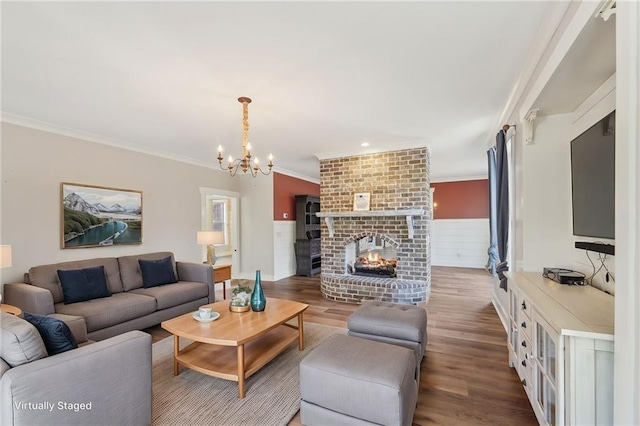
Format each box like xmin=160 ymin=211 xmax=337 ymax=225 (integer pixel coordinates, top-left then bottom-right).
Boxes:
xmin=495 ymin=129 xmax=509 ymax=291
xmin=485 ymin=147 xmax=499 ymax=275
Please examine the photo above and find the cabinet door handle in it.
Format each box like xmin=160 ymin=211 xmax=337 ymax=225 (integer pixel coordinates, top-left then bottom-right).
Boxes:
xmin=521 ymin=379 xmax=527 ymax=387
xmin=521 ymin=301 xmax=527 ymax=310
xmin=521 ymin=340 xmax=527 ymax=348
xmin=521 ymin=360 xmax=527 ymax=367
xmin=521 ymin=321 xmax=527 ymax=328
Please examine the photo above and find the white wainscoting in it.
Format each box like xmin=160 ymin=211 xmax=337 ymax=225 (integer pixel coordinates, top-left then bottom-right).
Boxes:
xmin=431 ymin=219 xmax=490 ymax=268
xmin=273 ymin=221 xmax=296 ymax=281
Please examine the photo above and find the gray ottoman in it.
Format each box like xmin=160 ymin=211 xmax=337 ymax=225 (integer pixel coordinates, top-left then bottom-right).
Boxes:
xmin=300 ymin=334 xmax=417 ymax=426
xmin=347 ymin=301 xmax=427 ymax=379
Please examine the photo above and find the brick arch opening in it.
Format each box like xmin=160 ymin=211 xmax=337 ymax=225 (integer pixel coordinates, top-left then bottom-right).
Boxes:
xmin=342 ymin=232 xmax=400 ymax=248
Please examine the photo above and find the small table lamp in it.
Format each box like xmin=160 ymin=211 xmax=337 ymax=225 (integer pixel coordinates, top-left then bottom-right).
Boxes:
xmin=197 ymin=231 xmax=225 ymax=265
xmin=0 ymin=245 xmax=12 ymax=303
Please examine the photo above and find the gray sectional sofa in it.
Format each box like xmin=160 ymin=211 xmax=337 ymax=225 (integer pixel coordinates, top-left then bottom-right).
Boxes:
xmin=1 ymin=311 xmax=151 ymax=426
xmin=4 ymin=251 xmax=215 ymax=341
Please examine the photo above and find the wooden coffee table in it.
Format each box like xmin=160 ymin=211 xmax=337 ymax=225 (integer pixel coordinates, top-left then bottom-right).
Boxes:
xmin=161 ymin=297 xmax=308 ymax=398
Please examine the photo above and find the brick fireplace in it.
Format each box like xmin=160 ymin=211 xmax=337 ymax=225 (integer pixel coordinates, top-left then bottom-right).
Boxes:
xmin=319 ymin=148 xmax=431 ymax=304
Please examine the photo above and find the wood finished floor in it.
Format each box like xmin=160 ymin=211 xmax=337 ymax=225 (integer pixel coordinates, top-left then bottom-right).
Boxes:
xmin=145 ymin=266 xmax=537 ymax=425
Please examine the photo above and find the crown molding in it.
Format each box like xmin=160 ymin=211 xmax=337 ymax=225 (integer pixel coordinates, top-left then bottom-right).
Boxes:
xmin=273 ymin=168 xmax=320 ymax=185
xmin=0 ymin=112 xmax=231 ymax=173
xmin=571 ymin=72 xmax=616 ymax=124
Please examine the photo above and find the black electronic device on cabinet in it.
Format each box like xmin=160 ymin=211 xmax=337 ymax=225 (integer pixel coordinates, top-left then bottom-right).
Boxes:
xmin=574 ymin=241 xmax=615 ymax=256
xmin=295 ymin=195 xmax=321 ymax=276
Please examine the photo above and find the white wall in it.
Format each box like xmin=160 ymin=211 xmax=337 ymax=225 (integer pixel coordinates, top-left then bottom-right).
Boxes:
xmin=237 ymin=176 xmax=275 ymax=281
xmin=612 ymin=2 xmax=640 ymax=420
xmin=431 ymin=219 xmax=489 ymax=268
xmin=521 ymin=113 xmax=574 ymax=270
xmin=0 ymin=122 xmax=252 ymax=286
xmin=491 ymin=79 xmax=617 ymax=325
xmin=273 ymin=221 xmax=296 ymax=281
xmin=519 ymin=87 xmax=616 ymax=295
xmin=495 ymin=65 xmax=618 ymax=323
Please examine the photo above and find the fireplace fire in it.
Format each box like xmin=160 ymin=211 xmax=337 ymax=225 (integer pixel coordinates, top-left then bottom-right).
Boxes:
xmin=353 ymin=251 xmax=397 ymax=278
xmin=345 ymin=236 xmax=399 ymax=278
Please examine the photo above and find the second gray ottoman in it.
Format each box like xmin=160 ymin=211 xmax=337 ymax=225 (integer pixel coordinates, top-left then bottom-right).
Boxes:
xmin=348 ymin=300 xmax=428 ymax=378
xmin=300 ymin=334 xmax=417 ymax=426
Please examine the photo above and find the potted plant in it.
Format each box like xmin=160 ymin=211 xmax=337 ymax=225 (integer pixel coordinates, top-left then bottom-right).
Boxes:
xmin=229 ymin=285 xmax=252 ymax=312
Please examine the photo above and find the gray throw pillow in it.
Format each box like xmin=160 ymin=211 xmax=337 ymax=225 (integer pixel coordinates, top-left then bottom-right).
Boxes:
xmin=0 ymin=311 xmax=48 ymax=367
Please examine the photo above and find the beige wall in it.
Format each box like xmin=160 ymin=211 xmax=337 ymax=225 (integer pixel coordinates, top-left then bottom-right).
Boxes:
xmin=0 ymin=122 xmax=246 ymax=285
xmin=237 ymin=175 xmax=275 ymax=280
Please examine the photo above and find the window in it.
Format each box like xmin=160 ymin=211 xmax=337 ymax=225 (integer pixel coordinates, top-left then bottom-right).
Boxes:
xmin=212 ymin=200 xmax=227 ymax=235
xmin=209 ymin=198 xmax=231 ymax=254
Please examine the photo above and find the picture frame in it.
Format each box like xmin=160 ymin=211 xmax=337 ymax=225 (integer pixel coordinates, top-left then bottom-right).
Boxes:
xmin=353 ymin=192 xmax=371 ymax=211
xmin=61 ymin=182 xmax=143 ymax=249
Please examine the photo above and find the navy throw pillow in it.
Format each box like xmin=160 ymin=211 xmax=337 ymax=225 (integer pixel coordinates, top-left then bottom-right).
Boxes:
xmin=22 ymin=312 xmax=78 ymax=356
xmin=58 ymin=265 xmax=111 ymax=304
xmin=139 ymin=256 xmax=177 ymax=288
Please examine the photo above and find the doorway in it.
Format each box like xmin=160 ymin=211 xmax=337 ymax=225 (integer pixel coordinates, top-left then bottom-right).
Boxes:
xmin=200 ymin=187 xmax=240 ymax=277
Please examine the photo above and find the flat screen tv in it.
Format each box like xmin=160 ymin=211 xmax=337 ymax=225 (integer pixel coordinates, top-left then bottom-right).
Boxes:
xmin=570 ymin=110 xmax=615 ymax=240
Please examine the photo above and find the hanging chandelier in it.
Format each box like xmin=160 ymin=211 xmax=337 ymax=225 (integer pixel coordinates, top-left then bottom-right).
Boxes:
xmin=217 ymin=97 xmax=273 ymax=177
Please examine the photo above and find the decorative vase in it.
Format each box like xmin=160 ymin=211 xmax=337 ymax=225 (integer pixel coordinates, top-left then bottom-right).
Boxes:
xmin=250 ymin=270 xmax=266 ymax=312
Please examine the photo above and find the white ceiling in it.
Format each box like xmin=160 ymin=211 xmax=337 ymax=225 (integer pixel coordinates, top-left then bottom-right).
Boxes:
xmin=1 ymin=1 xmax=550 ymax=182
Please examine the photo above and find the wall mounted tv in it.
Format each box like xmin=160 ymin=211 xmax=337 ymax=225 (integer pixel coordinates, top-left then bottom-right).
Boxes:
xmin=570 ymin=110 xmax=615 ymax=240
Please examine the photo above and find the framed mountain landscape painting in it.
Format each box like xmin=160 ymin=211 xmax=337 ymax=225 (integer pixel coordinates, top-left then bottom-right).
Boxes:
xmin=61 ymin=182 xmax=142 ymax=249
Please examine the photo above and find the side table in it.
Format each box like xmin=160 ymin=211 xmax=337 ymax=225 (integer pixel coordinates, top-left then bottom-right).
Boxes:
xmin=1 ymin=303 xmax=23 ymax=318
xmin=212 ymin=264 xmax=232 ymax=300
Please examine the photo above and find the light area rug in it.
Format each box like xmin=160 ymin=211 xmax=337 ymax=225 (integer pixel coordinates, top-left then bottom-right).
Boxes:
xmin=152 ymin=322 xmax=346 ymax=425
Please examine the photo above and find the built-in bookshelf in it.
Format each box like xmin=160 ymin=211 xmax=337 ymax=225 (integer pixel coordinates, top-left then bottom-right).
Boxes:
xmin=295 ymin=195 xmax=321 ymax=276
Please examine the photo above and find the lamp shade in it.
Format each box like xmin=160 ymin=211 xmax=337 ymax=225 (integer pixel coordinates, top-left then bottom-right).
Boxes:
xmin=0 ymin=245 xmax=12 ymax=268
xmin=197 ymin=231 xmax=225 ymax=245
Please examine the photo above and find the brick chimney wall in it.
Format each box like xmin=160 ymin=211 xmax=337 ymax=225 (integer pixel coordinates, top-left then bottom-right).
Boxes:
xmin=319 ymin=148 xmax=431 ymax=304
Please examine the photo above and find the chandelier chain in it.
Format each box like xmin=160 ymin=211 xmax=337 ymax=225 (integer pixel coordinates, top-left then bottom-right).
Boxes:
xmin=242 ymin=101 xmax=249 ymax=151
xmin=217 ymin=96 xmax=273 ymax=177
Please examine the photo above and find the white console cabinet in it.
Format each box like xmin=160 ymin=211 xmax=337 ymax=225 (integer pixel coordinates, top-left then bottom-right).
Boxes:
xmin=506 ymin=272 xmax=614 ymax=425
